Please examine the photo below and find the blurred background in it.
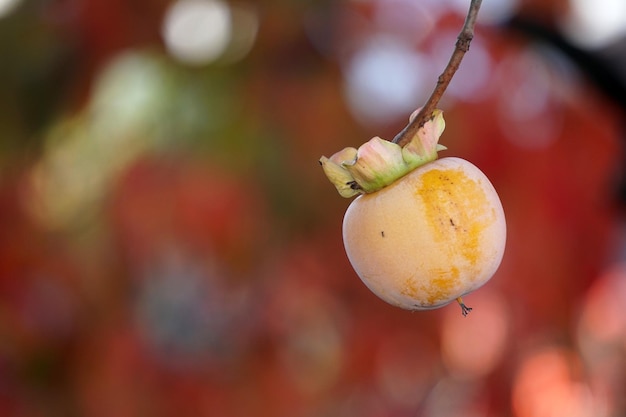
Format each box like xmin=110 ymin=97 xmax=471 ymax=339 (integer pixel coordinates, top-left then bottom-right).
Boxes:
xmin=1 ymin=0 xmax=626 ymax=416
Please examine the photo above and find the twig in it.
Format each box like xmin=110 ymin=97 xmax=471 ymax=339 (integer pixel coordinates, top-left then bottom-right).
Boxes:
xmin=392 ymin=0 xmax=483 ymax=146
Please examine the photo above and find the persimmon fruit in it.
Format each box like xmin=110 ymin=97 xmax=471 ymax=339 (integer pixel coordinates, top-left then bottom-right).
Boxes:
xmin=320 ymin=110 xmax=506 ymax=315
xmin=342 ymin=156 xmax=506 ymax=313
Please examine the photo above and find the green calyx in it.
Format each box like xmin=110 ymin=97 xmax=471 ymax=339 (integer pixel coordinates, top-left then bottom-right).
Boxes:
xmin=320 ymin=109 xmax=447 ymax=198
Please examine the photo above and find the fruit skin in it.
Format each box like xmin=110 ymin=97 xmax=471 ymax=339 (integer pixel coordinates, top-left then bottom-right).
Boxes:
xmin=342 ymin=157 xmax=506 ymax=310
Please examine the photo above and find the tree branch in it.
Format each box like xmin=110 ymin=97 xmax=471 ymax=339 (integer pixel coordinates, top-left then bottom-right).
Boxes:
xmin=392 ymin=0 xmax=483 ymax=146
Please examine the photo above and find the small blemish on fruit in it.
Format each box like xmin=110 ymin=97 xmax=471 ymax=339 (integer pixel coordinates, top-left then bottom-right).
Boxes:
xmin=449 ymin=218 xmax=455 ymax=227
xmin=381 ymin=231 xmax=385 ymax=237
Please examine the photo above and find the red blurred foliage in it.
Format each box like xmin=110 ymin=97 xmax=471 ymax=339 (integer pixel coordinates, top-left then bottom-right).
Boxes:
xmin=107 ymin=155 xmax=269 ymax=272
xmin=1 ymin=1 xmax=625 ymax=417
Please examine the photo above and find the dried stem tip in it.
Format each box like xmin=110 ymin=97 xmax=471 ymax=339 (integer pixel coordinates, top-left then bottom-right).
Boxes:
xmin=456 ymin=297 xmax=473 ymax=317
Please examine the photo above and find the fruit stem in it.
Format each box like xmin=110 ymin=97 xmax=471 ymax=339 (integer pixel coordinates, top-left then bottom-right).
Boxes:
xmin=456 ymin=297 xmax=473 ymax=317
xmin=393 ymin=0 xmax=483 ymax=147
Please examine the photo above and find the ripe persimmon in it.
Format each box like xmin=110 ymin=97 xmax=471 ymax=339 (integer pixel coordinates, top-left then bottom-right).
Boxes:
xmin=320 ymin=110 xmax=506 ymax=314
xmin=342 ymin=156 xmax=505 ymax=312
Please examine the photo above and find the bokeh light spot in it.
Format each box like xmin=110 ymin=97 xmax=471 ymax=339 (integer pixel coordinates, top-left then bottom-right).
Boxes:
xmin=562 ymin=0 xmax=626 ymax=48
xmin=162 ymin=0 xmax=232 ymax=65
xmin=512 ymin=347 xmax=597 ymax=417
xmin=0 ymin=0 xmax=21 ymax=18
xmin=220 ymin=3 xmax=259 ymax=63
xmin=440 ymin=289 xmax=509 ymax=379
xmin=577 ymin=262 xmax=626 ymax=417
xmin=373 ymin=0 xmax=437 ymax=44
xmin=343 ymin=35 xmax=430 ymax=126
xmin=578 ymin=262 xmax=626 ymax=348
xmin=24 ymin=52 xmax=172 ymax=230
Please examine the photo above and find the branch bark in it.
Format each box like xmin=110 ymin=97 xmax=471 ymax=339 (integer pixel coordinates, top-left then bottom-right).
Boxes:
xmin=392 ymin=0 xmax=483 ymax=146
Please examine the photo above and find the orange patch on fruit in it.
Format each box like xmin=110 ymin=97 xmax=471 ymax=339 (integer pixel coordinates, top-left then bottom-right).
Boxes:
xmin=401 ymin=267 xmax=460 ymax=305
xmin=416 ymin=168 xmax=495 ymax=268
